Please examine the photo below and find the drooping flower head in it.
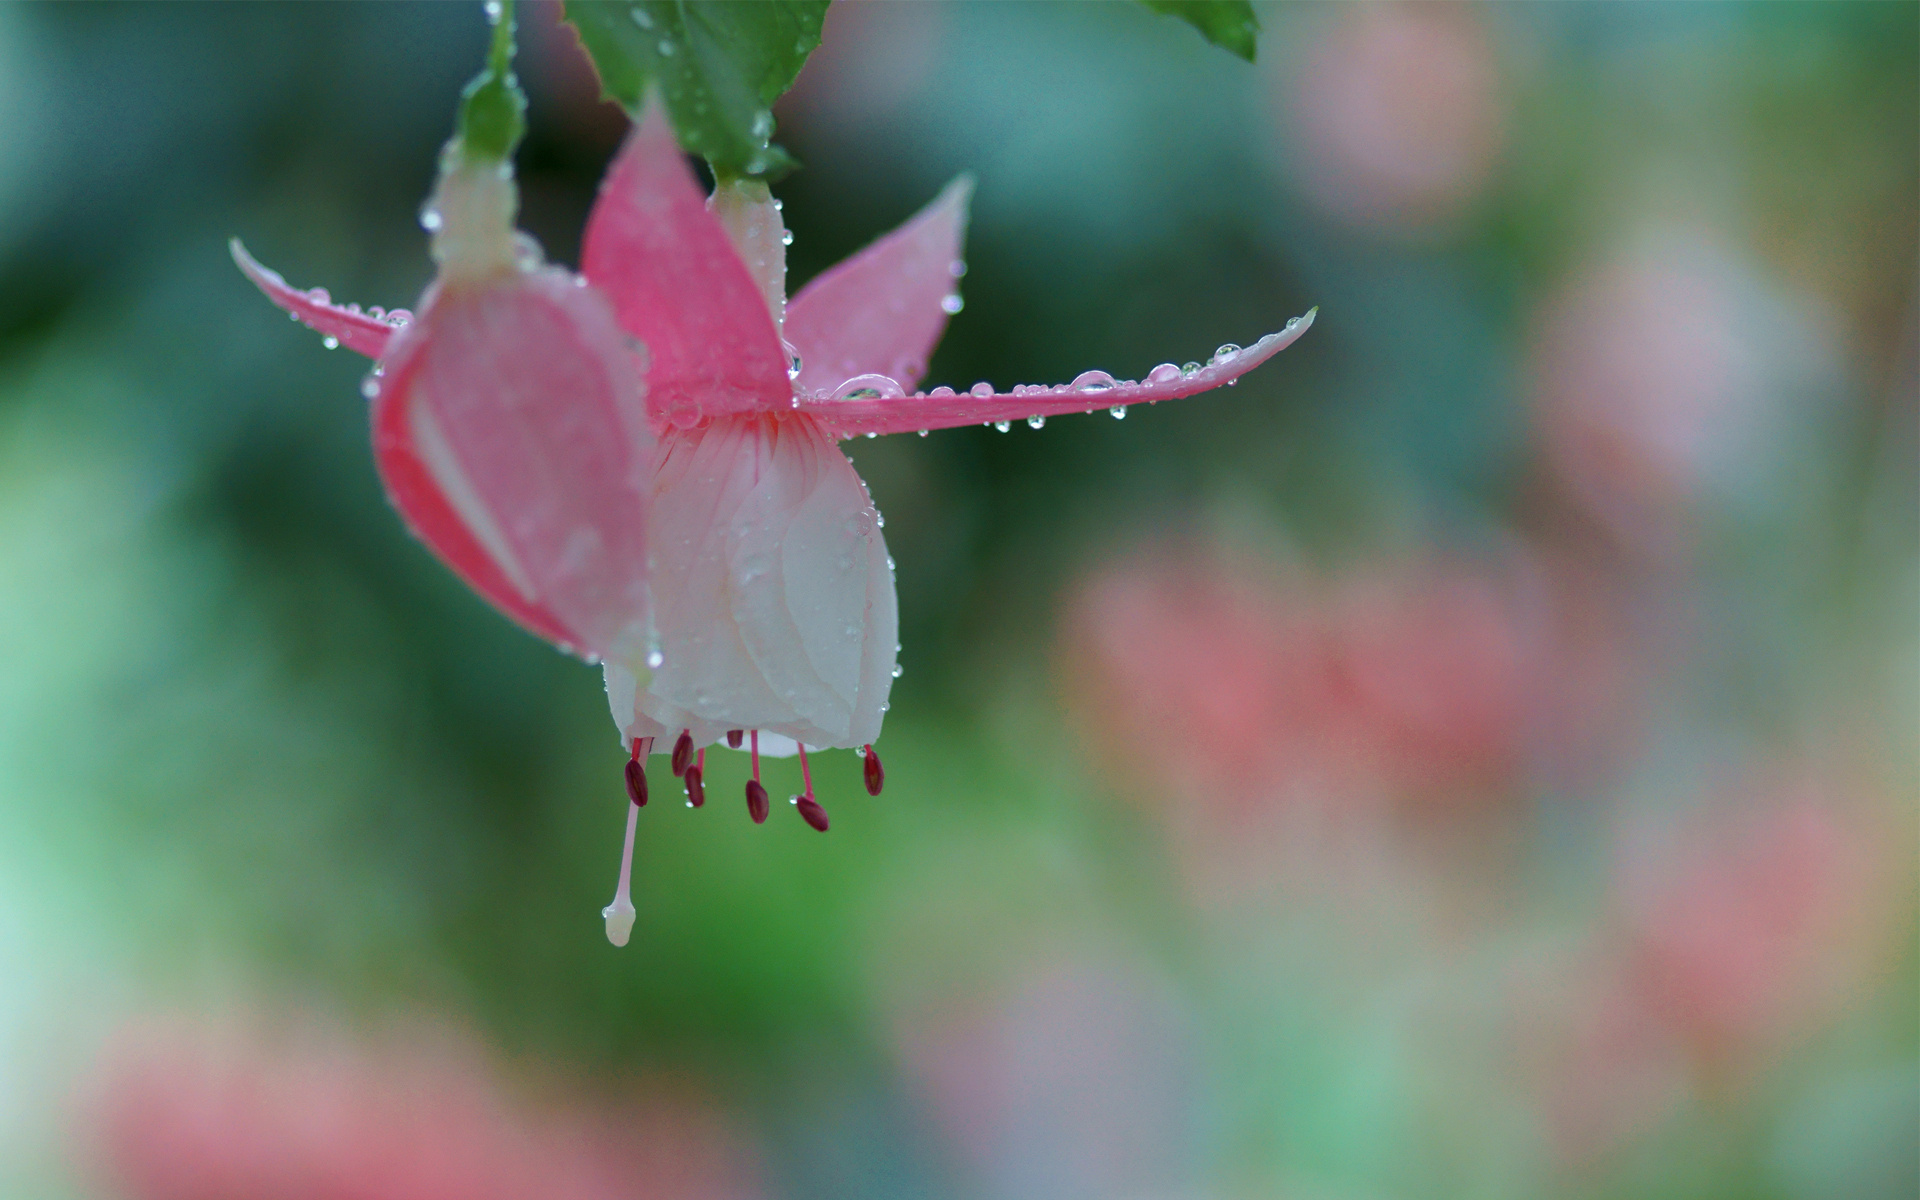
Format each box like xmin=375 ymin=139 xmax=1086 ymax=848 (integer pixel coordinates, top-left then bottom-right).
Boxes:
xmin=237 ymin=9 xmax=1313 ymax=944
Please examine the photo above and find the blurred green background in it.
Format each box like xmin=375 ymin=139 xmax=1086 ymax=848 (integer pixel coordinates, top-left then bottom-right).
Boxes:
xmin=0 ymin=2 xmax=1912 ymax=1198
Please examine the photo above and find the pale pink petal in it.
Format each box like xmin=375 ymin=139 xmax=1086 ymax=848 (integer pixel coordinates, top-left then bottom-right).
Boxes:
xmin=606 ymin=412 xmax=896 ymax=750
xmin=582 ymin=105 xmax=792 ymax=428
xmin=230 ymin=239 xmax=406 ymax=360
xmin=374 ymin=268 xmax=653 ymax=666
xmin=785 ymin=175 xmax=973 ymax=396
xmin=798 ymin=310 xmax=1316 ymax=438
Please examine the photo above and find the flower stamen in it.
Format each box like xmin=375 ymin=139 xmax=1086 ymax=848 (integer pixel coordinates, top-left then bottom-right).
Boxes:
xmin=794 ymin=743 xmax=829 ymax=831
xmin=685 ymin=747 xmax=705 ymax=807
xmin=745 ymin=730 xmax=769 ymax=823
xmin=625 ymin=736 xmax=651 ymax=807
xmin=861 ymin=744 xmax=884 ymax=796
xmin=670 ymin=729 xmax=694 ymax=776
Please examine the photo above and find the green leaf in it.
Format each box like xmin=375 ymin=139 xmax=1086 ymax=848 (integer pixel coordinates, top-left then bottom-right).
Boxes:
xmin=455 ymin=0 xmax=529 ymax=164
xmin=563 ymin=0 xmax=830 ymax=181
xmin=1139 ymin=0 xmax=1259 ymax=62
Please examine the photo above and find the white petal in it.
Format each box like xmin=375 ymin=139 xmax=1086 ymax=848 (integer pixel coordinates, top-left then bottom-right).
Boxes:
xmin=638 ymin=413 xmax=897 ymax=749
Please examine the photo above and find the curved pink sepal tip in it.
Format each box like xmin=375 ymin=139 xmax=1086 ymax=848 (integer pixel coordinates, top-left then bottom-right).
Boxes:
xmin=797 ymin=309 xmax=1316 ymax=439
xmin=582 ymin=104 xmax=791 ymax=428
xmin=786 ymin=175 xmax=973 ymax=397
xmin=230 ymin=239 xmax=404 ymax=361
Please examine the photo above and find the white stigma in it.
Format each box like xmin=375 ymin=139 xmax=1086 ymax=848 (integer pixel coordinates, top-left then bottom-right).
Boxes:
xmin=602 ymin=793 xmax=640 ymax=946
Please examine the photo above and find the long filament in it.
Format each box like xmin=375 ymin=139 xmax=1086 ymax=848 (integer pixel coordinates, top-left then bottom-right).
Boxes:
xmin=602 ymin=794 xmax=639 ymax=946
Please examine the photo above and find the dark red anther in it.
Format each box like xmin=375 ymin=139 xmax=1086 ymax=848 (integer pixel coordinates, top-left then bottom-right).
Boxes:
xmin=726 ymin=729 xmax=744 ymax=749
xmin=745 ymin=779 xmax=770 ymax=824
xmin=624 ymin=757 xmax=648 ymax=807
xmin=670 ymin=729 xmax=693 ymax=777
xmin=862 ymin=745 xmax=884 ymax=796
xmin=684 ymin=764 xmax=705 ymax=807
xmin=795 ymin=794 xmax=830 ymax=832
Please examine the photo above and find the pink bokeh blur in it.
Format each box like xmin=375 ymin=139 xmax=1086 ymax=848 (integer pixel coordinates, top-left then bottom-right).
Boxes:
xmin=83 ymin=1011 xmax=764 ymax=1200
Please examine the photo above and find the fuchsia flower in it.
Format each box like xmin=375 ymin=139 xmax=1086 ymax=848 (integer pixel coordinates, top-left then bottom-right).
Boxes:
xmin=237 ymin=104 xmax=1312 ymax=942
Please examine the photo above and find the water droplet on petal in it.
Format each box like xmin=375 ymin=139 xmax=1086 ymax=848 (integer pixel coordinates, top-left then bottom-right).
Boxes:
xmin=930 ymin=385 xmax=956 ymax=397
xmin=940 ymin=294 xmax=964 ymax=314
xmin=994 ymin=421 xmax=1010 ymax=433
xmin=1182 ymin=362 xmax=1202 ymax=376
xmin=892 ymin=664 xmax=904 ymax=678
xmin=949 ymin=260 xmax=967 ymax=278
xmin=836 ymin=373 xmax=905 ymax=401
xmin=484 ymin=0 xmax=503 ymax=23
xmin=781 ymin=230 xmax=794 ymax=246
xmin=1147 ymin=363 xmax=1181 ymax=384
xmin=1212 ymin=343 xmax=1241 ymax=363
xmin=865 ymin=431 xmax=878 ymax=439
xmin=419 ymin=207 xmax=441 ymax=232
xmin=1027 ymin=415 xmax=1045 ymax=429
xmin=1109 ymin=406 xmax=1127 ymax=419
xmin=322 ymin=336 xmax=339 ymax=350
xmin=360 ymin=376 xmax=380 ymax=399
xmin=1072 ymin=370 xmax=1117 ymax=392
xmin=970 ymin=382 xmax=993 ymax=398
xmin=917 ymin=429 xmax=929 ymax=437
xmin=646 ymin=649 xmax=665 ymax=669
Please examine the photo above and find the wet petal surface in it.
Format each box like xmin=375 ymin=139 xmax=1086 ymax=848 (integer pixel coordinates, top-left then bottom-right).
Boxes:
xmin=582 ymin=105 xmax=792 ymax=428
xmin=374 ymin=268 xmax=653 ymax=664
xmin=785 ymin=176 xmax=972 ymax=397
xmin=231 ymin=239 xmax=404 ymax=360
xmin=797 ymin=310 xmax=1316 ymax=438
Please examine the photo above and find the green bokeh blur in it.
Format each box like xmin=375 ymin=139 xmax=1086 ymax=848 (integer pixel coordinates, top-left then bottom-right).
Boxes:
xmin=0 ymin=3 xmax=1911 ymax=1198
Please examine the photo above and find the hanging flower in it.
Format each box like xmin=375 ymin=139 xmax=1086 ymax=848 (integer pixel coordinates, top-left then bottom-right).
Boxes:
xmin=238 ymin=98 xmax=1312 ymax=945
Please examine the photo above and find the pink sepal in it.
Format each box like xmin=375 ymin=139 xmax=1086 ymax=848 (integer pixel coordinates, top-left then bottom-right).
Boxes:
xmin=797 ymin=310 xmax=1316 ymax=439
xmin=230 ymin=239 xmax=404 ymax=361
xmin=582 ymin=104 xmax=792 ymax=429
xmin=372 ymin=268 xmax=653 ymax=664
xmin=785 ymin=175 xmax=972 ymax=397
